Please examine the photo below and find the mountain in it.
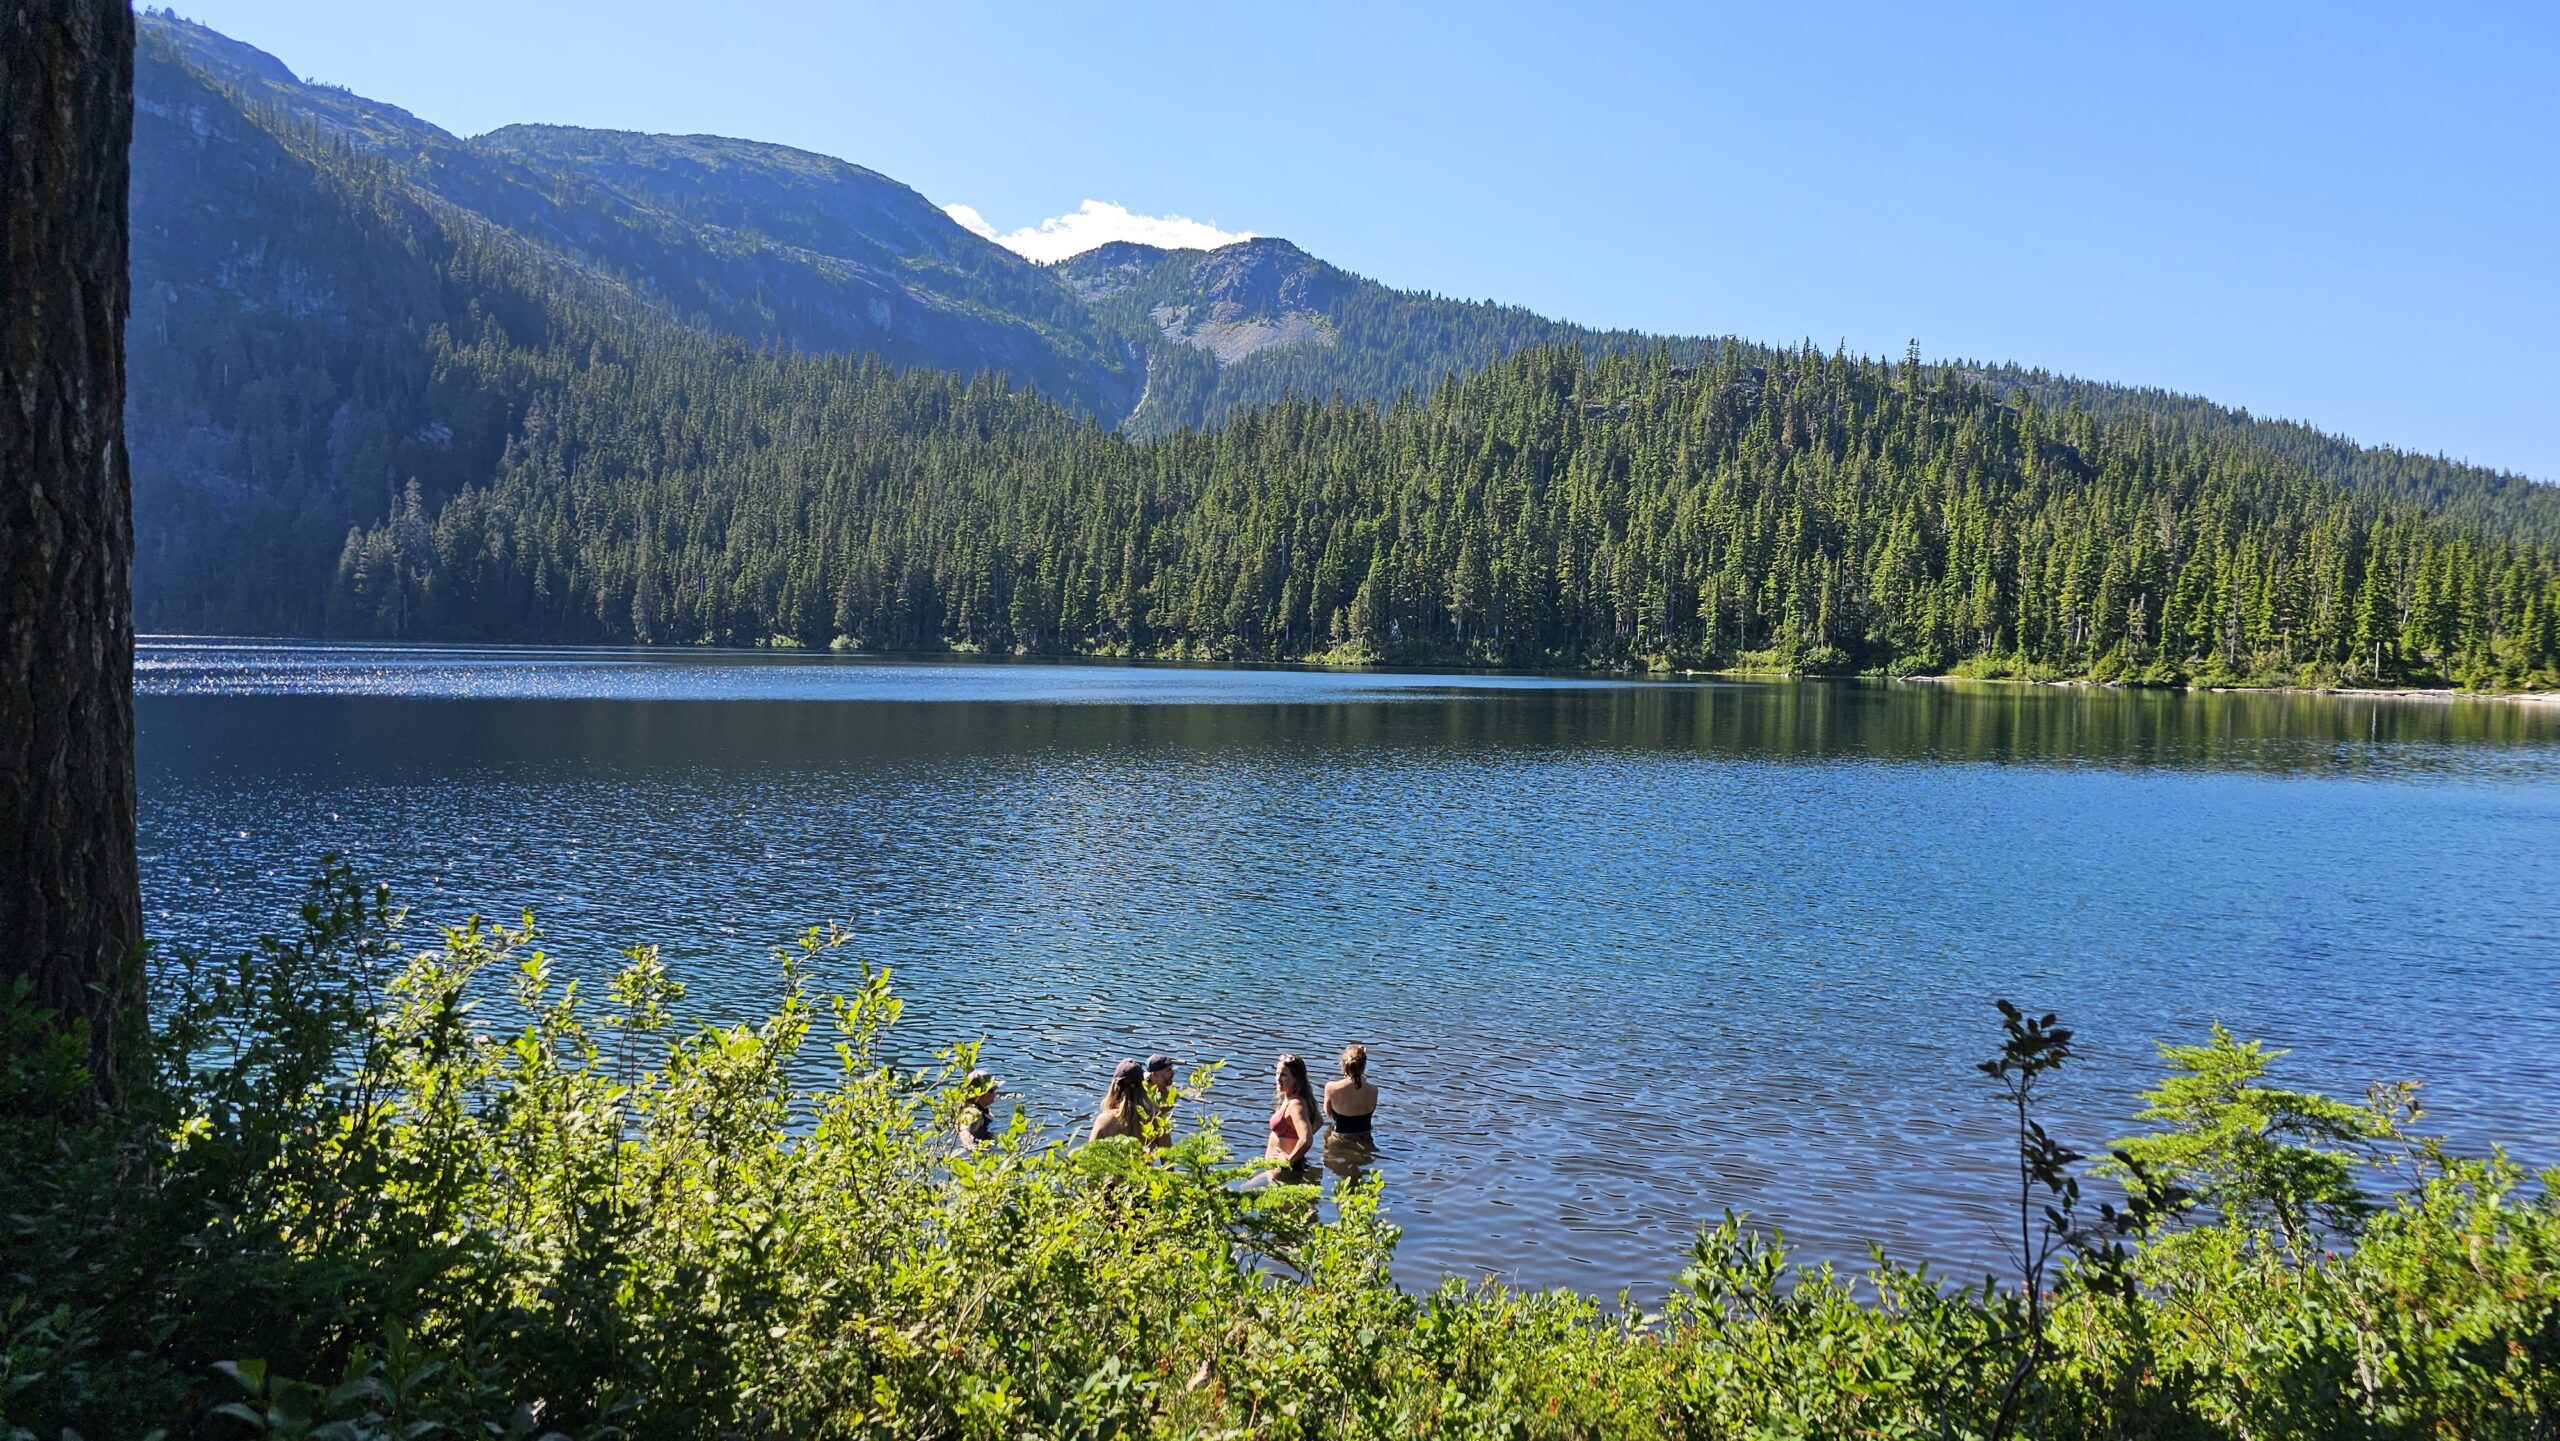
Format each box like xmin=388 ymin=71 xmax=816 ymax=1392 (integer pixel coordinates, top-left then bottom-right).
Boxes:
xmin=1052 ymin=237 xmax=1706 ymax=435
xmin=129 ymin=18 xmax=479 ymax=630
xmin=124 ymin=13 xmax=2555 ymax=656
xmin=127 ymin=13 xmax=1141 ymax=629
xmin=130 ymin=11 xmax=1703 ymax=450
xmin=447 ymin=124 xmax=1139 ymax=413
xmin=137 ymin=16 xmax=1137 ymax=406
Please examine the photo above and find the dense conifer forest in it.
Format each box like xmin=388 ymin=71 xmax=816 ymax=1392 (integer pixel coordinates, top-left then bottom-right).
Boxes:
xmin=327 ymin=323 xmax=2560 ymax=688
xmin=1975 ymin=364 xmax=2560 ymax=553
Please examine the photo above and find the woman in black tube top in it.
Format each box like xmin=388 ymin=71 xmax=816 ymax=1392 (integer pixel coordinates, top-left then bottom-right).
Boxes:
xmin=1323 ymin=1044 xmax=1378 ymax=1137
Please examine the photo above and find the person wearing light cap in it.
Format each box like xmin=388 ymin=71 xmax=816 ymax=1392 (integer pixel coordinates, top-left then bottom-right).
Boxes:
xmin=956 ymin=1069 xmax=1001 ymax=1150
xmin=1087 ymin=1059 xmax=1148 ymax=1143
xmin=1141 ymin=1055 xmax=1177 ymax=1148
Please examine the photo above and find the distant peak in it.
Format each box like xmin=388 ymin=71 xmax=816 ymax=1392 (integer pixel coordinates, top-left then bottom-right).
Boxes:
xmin=1052 ymin=240 xmax=1173 ymax=270
xmin=140 ymin=10 xmax=299 ymax=87
xmin=1221 ymin=235 xmax=1307 ymax=258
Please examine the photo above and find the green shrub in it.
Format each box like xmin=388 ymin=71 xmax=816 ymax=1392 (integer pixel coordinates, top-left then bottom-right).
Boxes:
xmin=4 ymin=865 xmax=2555 ymax=1438
xmin=1792 ymin=644 xmax=1854 ymax=677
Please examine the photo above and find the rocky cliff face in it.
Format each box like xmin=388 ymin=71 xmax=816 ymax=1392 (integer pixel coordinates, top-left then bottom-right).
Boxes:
xmin=1178 ymin=237 xmax=1348 ymax=316
xmin=1051 ymin=234 xmax=1699 ymax=435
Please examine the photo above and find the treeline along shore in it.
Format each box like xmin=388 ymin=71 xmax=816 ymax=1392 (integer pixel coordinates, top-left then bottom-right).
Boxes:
xmin=314 ymin=332 xmax=2560 ymax=694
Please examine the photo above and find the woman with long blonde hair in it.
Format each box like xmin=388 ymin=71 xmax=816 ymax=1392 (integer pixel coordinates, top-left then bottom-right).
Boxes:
xmin=1087 ymin=1059 xmax=1148 ymax=1144
xmin=1324 ymin=1043 xmax=1378 ymax=1137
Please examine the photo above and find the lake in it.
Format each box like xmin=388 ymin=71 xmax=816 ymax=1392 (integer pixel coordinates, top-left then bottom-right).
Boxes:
xmin=135 ymin=640 xmax=2560 ymax=1296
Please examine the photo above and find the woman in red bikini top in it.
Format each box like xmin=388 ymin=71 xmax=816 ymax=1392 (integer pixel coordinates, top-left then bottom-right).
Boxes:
xmin=1264 ymin=1053 xmax=1321 ymax=1171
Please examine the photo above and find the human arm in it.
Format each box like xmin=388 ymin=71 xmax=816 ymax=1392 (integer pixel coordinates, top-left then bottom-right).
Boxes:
xmin=1279 ymin=1099 xmax=1320 ymax=1165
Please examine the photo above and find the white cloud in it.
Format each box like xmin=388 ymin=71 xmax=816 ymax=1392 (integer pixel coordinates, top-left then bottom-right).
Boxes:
xmin=943 ymin=203 xmax=1002 ymax=242
xmin=942 ymin=199 xmax=1254 ymax=264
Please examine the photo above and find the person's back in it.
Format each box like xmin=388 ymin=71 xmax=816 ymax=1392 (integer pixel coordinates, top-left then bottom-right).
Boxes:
xmin=1324 ymin=1044 xmax=1378 ymax=1137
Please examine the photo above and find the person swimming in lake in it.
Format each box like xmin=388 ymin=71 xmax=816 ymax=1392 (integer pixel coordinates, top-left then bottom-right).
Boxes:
xmin=955 ymin=1069 xmax=1000 ymax=1150
xmin=1265 ymin=1053 xmax=1321 ymax=1172
xmin=1323 ymin=1043 xmax=1378 ymax=1140
xmin=1141 ymin=1054 xmax=1177 ymax=1148
xmin=1088 ymin=1059 xmax=1148 ymax=1144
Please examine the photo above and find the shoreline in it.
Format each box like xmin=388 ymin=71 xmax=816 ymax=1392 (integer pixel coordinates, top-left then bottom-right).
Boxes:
xmin=136 ymin=633 xmax=2560 ymax=706
xmin=1891 ymin=672 xmax=2560 ymax=707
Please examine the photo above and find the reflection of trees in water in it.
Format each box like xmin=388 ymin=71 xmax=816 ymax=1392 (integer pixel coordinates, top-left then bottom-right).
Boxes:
xmin=140 ymin=678 xmax=2560 ymax=785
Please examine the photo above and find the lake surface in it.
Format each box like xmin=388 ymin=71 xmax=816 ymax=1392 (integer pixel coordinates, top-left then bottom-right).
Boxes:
xmin=136 ymin=640 xmax=2560 ymax=1296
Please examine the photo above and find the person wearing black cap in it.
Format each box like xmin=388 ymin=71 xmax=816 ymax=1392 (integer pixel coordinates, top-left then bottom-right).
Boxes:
xmin=956 ymin=1069 xmax=1001 ymax=1150
xmin=1141 ymin=1054 xmax=1177 ymax=1148
xmin=1088 ymin=1059 xmax=1148 ymax=1143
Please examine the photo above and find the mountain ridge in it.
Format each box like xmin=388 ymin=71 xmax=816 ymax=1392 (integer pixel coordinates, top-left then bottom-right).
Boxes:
xmin=137 ymin=11 xmax=2557 ymax=496
xmin=123 ymin=12 xmax=2559 ymax=645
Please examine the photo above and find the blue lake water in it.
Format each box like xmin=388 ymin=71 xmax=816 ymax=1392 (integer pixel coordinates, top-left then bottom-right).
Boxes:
xmin=135 ymin=640 xmax=2560 ymax=1295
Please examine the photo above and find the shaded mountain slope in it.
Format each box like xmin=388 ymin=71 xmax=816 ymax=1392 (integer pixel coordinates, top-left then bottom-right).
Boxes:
xmin=137 ymin=15 xmax=1136 ymax=416
xmin=129 ymin=24 xmax=496 ymax=630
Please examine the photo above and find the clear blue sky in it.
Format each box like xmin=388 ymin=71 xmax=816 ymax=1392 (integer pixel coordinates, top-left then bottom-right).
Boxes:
xmin=170 ymin=0 xmax=2558 ymax=479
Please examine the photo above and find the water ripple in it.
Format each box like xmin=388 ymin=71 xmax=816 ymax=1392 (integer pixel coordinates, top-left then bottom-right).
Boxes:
xmin=135 ymin=645 xmax=2560 ymax=1295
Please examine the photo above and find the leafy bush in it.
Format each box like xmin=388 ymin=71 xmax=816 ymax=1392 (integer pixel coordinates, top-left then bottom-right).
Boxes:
xmin=5 ymin=866 xmax=2556 ymax=1438
xmin=1791 ymin=645 xmax=1854 ymax=677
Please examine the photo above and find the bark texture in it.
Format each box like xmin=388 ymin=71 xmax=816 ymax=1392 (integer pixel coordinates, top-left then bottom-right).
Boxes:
xmin=2 ymin=0 xmax=142 ymax=1100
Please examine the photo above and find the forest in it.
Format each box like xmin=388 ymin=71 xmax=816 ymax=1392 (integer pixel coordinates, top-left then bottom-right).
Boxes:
xmin=128 ymin=17 xmax=2560 ymax=691
xmin=330 ymin=312 xmax=2560 ymax=689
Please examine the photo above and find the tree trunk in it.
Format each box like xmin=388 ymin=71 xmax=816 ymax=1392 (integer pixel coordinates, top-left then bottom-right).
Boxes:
xmin=2 ymin=0 xmax=141 ymax=1104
